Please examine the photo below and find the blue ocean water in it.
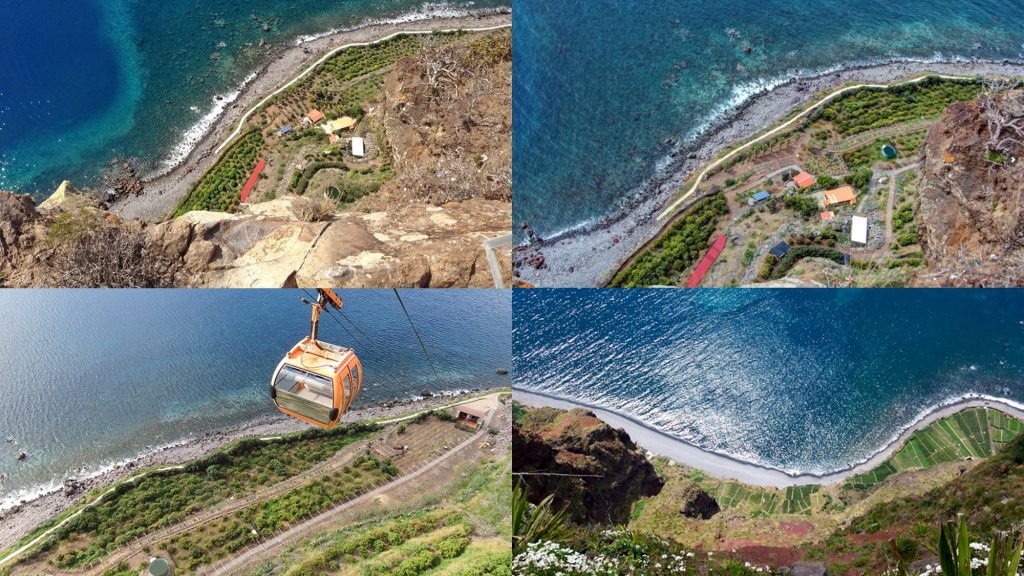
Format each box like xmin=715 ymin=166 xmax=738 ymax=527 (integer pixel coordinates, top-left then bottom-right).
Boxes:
xmin=0 ymin=0 xmax=508 ymax=199
xmin=514 ymin=290 xmax=1024 ymax=474
xmin=513 ymin=0 xmax=1024 ymax=240
xmin=0 ymin=289 xmax=511 ymax=508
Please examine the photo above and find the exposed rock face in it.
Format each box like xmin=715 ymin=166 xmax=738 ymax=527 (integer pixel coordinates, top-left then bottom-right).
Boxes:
xmin=379 ymin=32 xmax=511 ymax=205
xmin=679 ymin=484 xmax=721 ymax=520
xmin=513 ymin=406 xmax=663 ymax=525
xmin=146 ymin=196 xmax=509 ymax=288
xmin=1 ymin=192 xmax=509 ymax=288
xmin=915 ymin=95 xmax=1024 ymax=286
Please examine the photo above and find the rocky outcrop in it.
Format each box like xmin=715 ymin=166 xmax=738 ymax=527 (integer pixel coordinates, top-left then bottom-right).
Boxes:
xmin=146 ymin=196 xmax=509 ymax=288
xmin=679 ymin=484 xmax=721 ymax=520
xmin=513 ymin=406 xmax=663 ymax=525
xmin=1 ymin=190 xmax=509 ymax=288
xmin=915 ymin=94 xmax=1024 ymax=286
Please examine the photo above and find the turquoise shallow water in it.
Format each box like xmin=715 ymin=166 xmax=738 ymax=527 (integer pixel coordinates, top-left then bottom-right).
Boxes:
xmin=512 ymin=0 xmax=1024 ymax=240
xmin=0 ymin=0 xmax=508 ymax=200
xmin=514 ymin=290 xmax=1024 ymax=475
xmin=0 ymin=289 xmax=511 ymax=510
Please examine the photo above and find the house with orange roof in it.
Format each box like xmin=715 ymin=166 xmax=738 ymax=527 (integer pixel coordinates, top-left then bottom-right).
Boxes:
xmin=306 ymin=109 xmax=325 ymax=124
xmin=822 ymin=185 xmax=857 ymax=208
xmin=793 ymin=171 xmax=816 ymax=189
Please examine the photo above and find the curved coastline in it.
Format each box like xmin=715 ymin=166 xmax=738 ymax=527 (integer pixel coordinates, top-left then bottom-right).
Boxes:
xmin=513 ymin=386 xmax=1024 ymax=488
xmin=0 ymin=387 xmax=504 ymax=558
xmin=515 ymin=56 xmax=1024 ymax=287
xmin=113 ymin=7 xmax=512 ymax=221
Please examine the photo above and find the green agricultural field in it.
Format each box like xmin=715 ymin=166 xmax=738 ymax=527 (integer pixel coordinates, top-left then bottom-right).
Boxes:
xmin=42 ymin=422 xmax=380 ymax=569
xmin=814 ymin=77 xmax=982 ymax=137
xmin=174 ymin=130 xmax=266 ymax=217
xmin=844 ymin=407 xmax=1022 ymax=491
xmin=610 ymin=194 xmax=729 ymax=288
xmin=163 ymin=455 xmax=399 ymax=572
xmin=841 ymin=129 xmax=929 ymax=169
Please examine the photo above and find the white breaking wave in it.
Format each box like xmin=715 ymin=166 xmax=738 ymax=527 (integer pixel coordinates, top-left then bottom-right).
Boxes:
xmin=148 ymin=2 xmax=507 ymax=181
xmin=0 ymin=436 xmax=194 ymax=515
xmin=149 ymin=71 xmax=258 ymax=179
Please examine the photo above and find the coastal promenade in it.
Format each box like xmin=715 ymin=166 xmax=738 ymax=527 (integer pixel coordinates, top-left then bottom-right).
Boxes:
xmin=514 ymin=387 xmax=1024 ymax=487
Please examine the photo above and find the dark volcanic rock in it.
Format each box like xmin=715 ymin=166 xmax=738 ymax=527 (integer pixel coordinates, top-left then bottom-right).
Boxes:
xmin=679 ymin=484 xmax=721 ymax=519
xmin=513 ymin=406 xmax=663 ymax=525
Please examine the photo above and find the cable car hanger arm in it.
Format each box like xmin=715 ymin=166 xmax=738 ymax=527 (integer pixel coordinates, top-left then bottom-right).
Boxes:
xmin=300 ymin=289 xmax=343 ymax=349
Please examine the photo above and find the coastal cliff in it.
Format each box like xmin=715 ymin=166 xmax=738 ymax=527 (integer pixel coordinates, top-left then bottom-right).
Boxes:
xmin=513 ymin=400 xmax=1024 ymax=576
xmin=914 ymin=90 xmax=1024 ymax=286
xmin=0 ymin=29 xmax=512 ymax=288
xmin=513 ymin=404 xmax=663 ymax=525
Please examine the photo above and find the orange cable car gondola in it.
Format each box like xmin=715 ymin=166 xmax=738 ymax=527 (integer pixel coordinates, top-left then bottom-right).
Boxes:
xmin=270 ymin=289 xmax=363 ymax=429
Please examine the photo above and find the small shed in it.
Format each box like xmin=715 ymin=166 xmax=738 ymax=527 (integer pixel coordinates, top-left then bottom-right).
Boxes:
xmin=769 ymin=241 xmax=790 ymax=260
xmin=456 ymin=406 xmax=488 ymax=429
xmin=851 ymin=216 xmax=869 ymax=245
xmin=820 ymin=211 xmax=835 ymax=222
xmin=351 ymin=137 xmax=366 ymax=158
xmin=328 ymin=134 xmax=340 ymax=144
xmin=751 ymin=191 xmax=770 ymax=204
xmin=279 ymin=124 xmax=293 ymax=136
xmin=793 ymin=172 xmax=816 ymax=189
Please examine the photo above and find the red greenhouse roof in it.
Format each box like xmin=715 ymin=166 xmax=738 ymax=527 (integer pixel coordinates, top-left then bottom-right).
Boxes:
xmin=240 ymin=159 xmax=266 ymax=203
xmin=687 ymin=234 xmax=727 ymax=288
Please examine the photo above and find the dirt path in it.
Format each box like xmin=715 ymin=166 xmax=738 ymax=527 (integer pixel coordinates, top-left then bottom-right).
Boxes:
xmin=206 ymin=409 xmax=496 ymax=576
xmin=658 ymin=73 xmax=977 ymax=221
xmin=826 ymin=119 xmax=934 ymax=154
xmin=853 ymin=163 xmax=919 ymax=260
xmin=0 ymin=391 xmax=505 ymax=572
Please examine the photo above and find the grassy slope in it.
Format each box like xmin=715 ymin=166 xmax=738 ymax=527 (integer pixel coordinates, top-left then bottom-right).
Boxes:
xmin=629 ymin=408 xmax=1023 ymax=566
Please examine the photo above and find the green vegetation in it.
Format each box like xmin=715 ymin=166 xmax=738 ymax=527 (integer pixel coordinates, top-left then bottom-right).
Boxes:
xmin=514 ymin=529 xmax=770 ymax=576
xmin=893 ymin=201 xmax=917 ymax=247
xmin=163 ymin=455 xmax=397 ymax=572
xmin=174 ymin=130 xmax=266 ymax=216
xmin=784 ymin=193 xmax=821 ymax=219
xmin=449 ymin=458 xmax=512 ymax=538
xmin=844 ymin=407 xmax=1022 ymax=492
xmin=813 ymin=77 xmax=982 ymax=137
xmin=610 ymin=194 xmax=729 ymax=288
xmin=513 ymin=481 xmax=569 ymax=555
xmin=43 ymin=422 xmax=380 ymax=568
xmin=769 ymin=246 xmax=847 ymax=280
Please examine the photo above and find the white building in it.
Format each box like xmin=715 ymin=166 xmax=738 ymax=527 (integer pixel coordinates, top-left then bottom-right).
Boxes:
xmin=851 ymin=216 xmax=868 ymax=245
xmin=351 ymin=137 xmax=365 ymax=158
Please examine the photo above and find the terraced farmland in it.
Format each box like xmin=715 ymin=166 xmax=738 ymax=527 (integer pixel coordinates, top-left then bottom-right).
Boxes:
xmin=844 ymin=407 xmax=1023 ymax=491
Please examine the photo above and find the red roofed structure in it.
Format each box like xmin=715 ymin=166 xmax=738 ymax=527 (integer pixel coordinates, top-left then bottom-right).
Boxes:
xmin=240 ymin=159 xmax=266 ymax=203
xmin=686 ymin=234 xmax=727 ymax=288
xmin=793 ymin=171 xmax=816 ymax=189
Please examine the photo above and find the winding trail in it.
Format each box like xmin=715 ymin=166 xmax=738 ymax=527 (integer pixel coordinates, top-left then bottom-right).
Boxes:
xmin=657 ymin=73 xmax=977 ymax=221
xmin=513 ymin=387 xmax=1024 ymax=488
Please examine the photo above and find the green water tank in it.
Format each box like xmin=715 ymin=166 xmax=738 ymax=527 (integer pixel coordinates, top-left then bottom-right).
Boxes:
xmin=148 ymin=557 xmax=170 ymax=576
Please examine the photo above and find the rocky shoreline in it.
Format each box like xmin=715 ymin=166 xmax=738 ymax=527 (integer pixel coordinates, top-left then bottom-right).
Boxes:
xmin=514 ymin=58 xmax=1024 ymax=288
xmin=111 ymin=9 xmax=512 ymax=222
xmin=0 ymin=388 xmax=503 ymax=553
